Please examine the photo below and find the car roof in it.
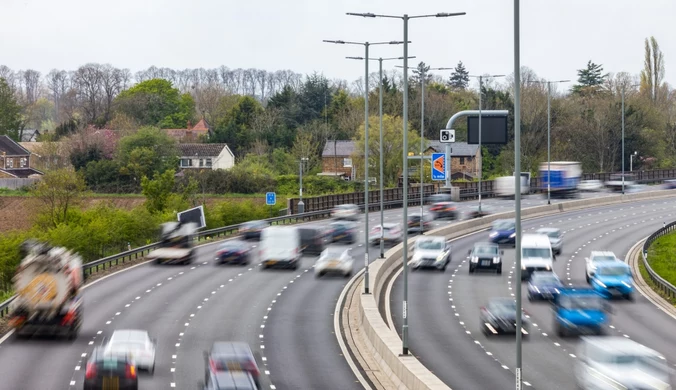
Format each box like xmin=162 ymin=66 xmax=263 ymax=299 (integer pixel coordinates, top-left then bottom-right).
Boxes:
xmin=210 ymin=342 xmax=254 ymax=358
xmin=90 ymin=347 xmax=132 ymax=362
xmin=531 ymin=271 xmax=558 ymax=278
xmin=536 ymin=227 xmax=560 ymax=233
xmin=521 ymin=234 xmax=552 ymax=246
xmin=212 ymin=371 xmax=256 ymax=389
xmin=595 ymin=261 xmax=629 ymax=269
xmin=378 ymin=223 xmax=400 ymax=228
xmin=580 ymin=337 xmax=663 ymax=357
xmin=590 ymin=251 xmax=617 ymax=257
xmin=417 ymin=235 xmax=444 ymax=243
xmin=488 ymin=297 xmax=516 ymax=306
xmin=110 ymin=329 xmax=149 ymax=342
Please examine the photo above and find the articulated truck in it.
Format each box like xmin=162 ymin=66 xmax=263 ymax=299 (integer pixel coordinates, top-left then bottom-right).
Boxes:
xmin=9 ymin=240 xmax=84 ymax=340
xmin=539 ymin=161 xmax=582 ymax=199
xmin=146 ymin=221 xmax=198 ymax=265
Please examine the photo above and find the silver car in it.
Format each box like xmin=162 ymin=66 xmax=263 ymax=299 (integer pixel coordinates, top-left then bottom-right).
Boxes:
xmin=315 ymin=247 xmax=354 ymax=278
xmin=105 ymin=329 xmax=156 ymax=374
xmin=368 ymin=223 xmax=403 ymax=246
xmin=536 ymin=227 xmax=563 ymax=255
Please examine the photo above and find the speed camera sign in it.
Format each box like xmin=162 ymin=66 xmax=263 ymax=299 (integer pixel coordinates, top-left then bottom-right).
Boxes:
xmin=440 ymin=129 xmax=456 ymax=143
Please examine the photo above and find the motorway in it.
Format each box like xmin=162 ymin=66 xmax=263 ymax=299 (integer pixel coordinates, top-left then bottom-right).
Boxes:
xmin=0 ymin=189 xmax=660 ymax=390
xmin=391 ymin=195 xmax=676 ymax=389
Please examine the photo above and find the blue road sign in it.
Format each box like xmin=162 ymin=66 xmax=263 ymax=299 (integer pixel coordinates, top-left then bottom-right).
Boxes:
xmin=266 ymin=192 xmax=276 ymax=206
xmin=431 ymin=153 xmax=446 ymax=181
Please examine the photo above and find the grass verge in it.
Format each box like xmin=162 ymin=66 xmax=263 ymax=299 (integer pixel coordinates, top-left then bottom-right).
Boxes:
xmin=643 ymin=231 xmax=676 ymax=305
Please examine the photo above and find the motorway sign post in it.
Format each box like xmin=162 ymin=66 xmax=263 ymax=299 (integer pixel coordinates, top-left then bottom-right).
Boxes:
xmin=266 ymin=192 xmax=276 ymax=206
xmin=431 ymin=153 xmax=446 ymax=181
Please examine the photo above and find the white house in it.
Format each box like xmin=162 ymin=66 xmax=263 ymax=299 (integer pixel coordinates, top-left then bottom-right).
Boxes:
xmin=177 ymin=143 xmax=234 ymax=170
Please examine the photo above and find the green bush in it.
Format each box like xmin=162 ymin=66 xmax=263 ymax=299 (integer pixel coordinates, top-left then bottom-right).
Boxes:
xmin=205 ymin=200 xmax=284 ymax=228
xmin=276 ymin=175 xmax=357 ymax=196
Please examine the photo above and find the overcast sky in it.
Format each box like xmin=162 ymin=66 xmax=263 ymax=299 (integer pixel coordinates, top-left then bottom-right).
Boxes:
xmin=2 ymin=0 xmax=675 ymax=89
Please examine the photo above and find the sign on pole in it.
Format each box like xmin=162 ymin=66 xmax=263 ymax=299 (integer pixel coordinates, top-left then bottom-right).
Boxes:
xmin=266 ymin=192 xmax=277 ymax=206
xmin=431 ymin=153 xmax=446 ymax=181
xmin=177 ymin=205 xmax=206 ymax=229
xmin=440 ymin=129 xmax=456 ymax=143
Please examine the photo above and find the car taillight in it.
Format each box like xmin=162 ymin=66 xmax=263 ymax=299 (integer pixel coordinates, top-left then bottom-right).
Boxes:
xmin=125 ymin=364 xmax=136 ymax=379
xmin=85 ymin=363 xmax=97 ymax=379
xmin=61 ymin=310 xmax=75 ymax=326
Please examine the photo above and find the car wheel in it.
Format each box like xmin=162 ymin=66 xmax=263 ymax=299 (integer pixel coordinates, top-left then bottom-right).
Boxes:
xmin=585 ymin=273 xmax=590 ymax=283
xmin=344 ymin=271 xmax=352 ymax=278
xmin=292 ymin=262 xmax=299 ymax=270
xmin=148 ymin=363 xmax=154 ymax=375
xmin=624 ymin=293 xmax=634 ymax=301
xmin=469 ymin=266 xmax=474 ymax=274
xmin=556 ymin=322 xmax=566 ymax=337
xmin=497 ymin=267 xmax=502 ymax=275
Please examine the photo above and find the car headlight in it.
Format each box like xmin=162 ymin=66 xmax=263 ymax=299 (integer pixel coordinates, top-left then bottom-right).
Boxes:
xmin=493 ymin=257 xmax=500 ymax=264
xmin=509 ymin=233 xmax=516 ymax=238
xmin=471 ymin=256 xmax=478 ymax=263
xmin=522 ymin=265 xmax=526 ymax=270
xmin=596 ymin=280 xmax=607 ymax=288
xmin=436 ymin=252 xmax=447 ymax=262
xmin=545 ymin=265 xmax=551 ymax=270
xmin=622 ymin=281 xmax=633 ymax=288
xmin=489 ymin=232 xmax=498 ymax=238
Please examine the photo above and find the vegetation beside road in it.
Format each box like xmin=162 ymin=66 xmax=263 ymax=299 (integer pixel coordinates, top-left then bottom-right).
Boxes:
xmin=645 ymin=231 xmax=676 ymax=301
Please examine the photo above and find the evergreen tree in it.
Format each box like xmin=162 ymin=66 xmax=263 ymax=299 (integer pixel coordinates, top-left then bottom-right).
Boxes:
xmin=572 ymin=60 xmax=607 ymax=94
xmin=0 ymin=78 xmax=24 ymax=141
xmin=448 ymin=61 xmax=470 ymax=90
xmin=411 ymin=62 xmax=432 ymax=86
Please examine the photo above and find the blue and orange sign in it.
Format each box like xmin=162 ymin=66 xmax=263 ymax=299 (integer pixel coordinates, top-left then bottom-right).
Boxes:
xmin=432 ymin=153 xmax=446 ymax=181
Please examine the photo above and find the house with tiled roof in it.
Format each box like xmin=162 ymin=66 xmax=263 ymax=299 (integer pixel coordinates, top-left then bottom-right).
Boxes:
xmin=177 ymin=143 xmax=234 ymax=170
xmin=425 ymin=140 xmax=481 ymax=179
xmin=320 ymin=140 xmax=355 ymax=178
xmin=0 ymin=135 xmax=44 ymax=178
xmin=165 ymin=119 xmax=211 ymax=143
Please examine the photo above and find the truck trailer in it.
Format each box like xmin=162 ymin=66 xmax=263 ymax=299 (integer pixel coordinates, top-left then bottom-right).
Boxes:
xmin=539 ymin=161 xmax=582 ymax=199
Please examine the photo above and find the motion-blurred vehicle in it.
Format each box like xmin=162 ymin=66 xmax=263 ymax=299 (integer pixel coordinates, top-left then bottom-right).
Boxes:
xmin=200 ymin=370 xmax=258 ymax=390
xmin=331 ymin=204 xmax=359 ymax=221
xmin=480 ymin=298 xmax=529 ymax=337
xmin=429 ymin=201 xmax=458 ymax=220
xmin=520 ymin=234 xmax=554 ymax=280
xmin=527 ymin=271 xmax=563 ymax=301
xmin=411 ymin=236 xmax=451 ymax=272
xmin=468 ymin=242 xmax=503 ymax=274
xmin=575 ymin=337 xmax=672 ymax=390
xmin=489 ymin=219 xmax=516 ymax=246
xmin=494 ymin=172 xmax=531 ymax=198
xmin=407 ymin=213 xmax=432 ymax=234
xmin=259 ymin=227 xmax=301 ymax=270
xmin=315 ymin=247 xmax=354 ymax=278
xmin=553 ymin=288 xmax=611 ymax=337
xmin=368 ymin=223 xmax=403 ymax=246
xmin=465 ymin=205 xmax=494 ymax=219
xmin=589 ymin=262 xmax=634 ymax=300
xmin=578 ymin=179 xmax=604 ymax=192
xmin=9 ymin=240 xmax=83 ymax=340
xmin=214 ymin=241 xmax=252 ymax=266
xmin=298 ymin=226 xmax=330 ymax=255
xmin=239 ymin=220 xmax=269 ymax=241
xmin=585 ymin=251 xmax=622 ymax=283
xmin=84 ymin=347 xmax=138 ymax=390
xmin=540 ymin=161 xmax=581 ymax=199
xmin=147 ymin=221 xmax=197 ymax=265
xmin=427 ymin=193 xmax=452 ymax=204
xmin=105 ymin=330 xmax=156 ymax=374
xmin=605 ymin=173 xmax=636 ymax=192
xmin=329 ymin=221 xmax=357 ymax=244
xmin=664 ymin=179 xmax=676 ymax=190
xmin=536 ymin=227 xmax=563 ymax=255
xmin=204 ymin=342 xmax=260 ymax=389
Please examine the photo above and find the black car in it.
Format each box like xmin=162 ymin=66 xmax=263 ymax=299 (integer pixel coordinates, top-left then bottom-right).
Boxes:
xmin=468 ymin=242 xmax=504 ymax=274
xmin=427 ymin=193 xmax=452 ymax=204
xmin=239 ymin=220 xmax=269 ymax=241
xmin=205 ymin=342 xmax=260 ymax=389
xmin=466 ymin=205 xmax=494 ymax=219
xmin=407 ymin=213 xmax=431 ymax=234
xmin=83 ymin=347 xmax=138 ymax=390
xmin=429 ymin=202 xmax=458 ymax=220
xmin=480 ymin=298 xmax=530 ymax=337
xmin=200 ymin=370 xmax=258 ymax=390
xmin=298 ymin=226 xmax=330 ymax=255
xmin=329 ymin=221 xmax=357 ymax=244
xmin=215 ymin=241 xmax=251 ymax=265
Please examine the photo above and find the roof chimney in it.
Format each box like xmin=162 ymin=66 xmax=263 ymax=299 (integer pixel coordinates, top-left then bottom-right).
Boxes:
xmin=187 ymin=120 xmax=192 ymax=130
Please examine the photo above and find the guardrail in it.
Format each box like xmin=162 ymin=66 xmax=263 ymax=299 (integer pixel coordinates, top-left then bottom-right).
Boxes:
xmin=641 ymin=221 xmax=676 ymax=299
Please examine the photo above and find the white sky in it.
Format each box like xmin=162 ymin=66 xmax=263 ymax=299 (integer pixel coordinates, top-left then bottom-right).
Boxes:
xmin=1 ymin=0 xmax=675 ymax=88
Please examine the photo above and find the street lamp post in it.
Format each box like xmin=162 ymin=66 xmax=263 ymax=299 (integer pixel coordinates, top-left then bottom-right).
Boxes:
xmin=348 ymin=9 xmax=466 ymax=356
xmin=324 ymin=39 xmax=405 ymax=295
xmin=514 ymin=0 xmax=524 ymax=387
xmin=468 ymin=74 xmax=505 ymax=212
xmin=630 ymin=151 xmax=637 ymax=172
xmin=298 ymin=157 xmax=309 ymax=213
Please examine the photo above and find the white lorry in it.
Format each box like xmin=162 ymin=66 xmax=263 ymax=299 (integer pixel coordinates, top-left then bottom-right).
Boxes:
xmin=494 ymin=172 xmax=531 ymax=198
xmin=147 ymin=222 xmax=198 ymax=265
xmin=9 ymin=240 xmax=84 ymax=339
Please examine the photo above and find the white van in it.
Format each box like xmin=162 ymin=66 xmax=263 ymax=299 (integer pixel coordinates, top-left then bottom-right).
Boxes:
xmin=259 ymin=226 xmax=301 ymax=270
xmin=520 ymin=234 xmax=554 ymax=280
xmin=575 ymin=337 xmax=672 ymax=390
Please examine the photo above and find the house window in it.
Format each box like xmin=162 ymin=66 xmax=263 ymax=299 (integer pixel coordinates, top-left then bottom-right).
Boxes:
xmin=459 ymin=157 xmax=465 ymax=164
xmin=20 ymin=158 xmax=26 ymax=167
xmin=343 ymin=158 xmax=352 ymax=167
xmin=8 ymin=159 xmax=13 ymax=168
xmin=206 ymin=158 xmax=212 ymax=167
xmin=199 ymin=159 xmax=204 ymax=167
xmin=180 ymin=158 xmax=192 ymax=167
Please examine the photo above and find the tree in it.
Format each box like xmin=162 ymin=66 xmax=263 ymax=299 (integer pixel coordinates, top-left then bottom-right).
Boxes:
xmin=117 ymin=126 xmax=178 ymax=182
xmin=211 ymin=96 xmax=263 ymax=156
xmin=640 ymin=36 xmax=667 ymax=103
xmin=114 ymin=79 xmax=195 ymax=128
xmin=0 ymin=77 xmax=23 ymax=140
xmin=411 ymin=62 xmax=432 ymax=86
xmin=573 ymin=61 xmax=607 ymax=95
xmin=141 ymin=169 xmax=176 ymax=213
xmin=31 ymin=168 xmax=88 ymax=227
xmin=448 ymin=61 xmax=470 ymax=90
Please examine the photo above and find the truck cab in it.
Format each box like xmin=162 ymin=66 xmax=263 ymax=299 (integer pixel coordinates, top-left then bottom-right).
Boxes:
xmin=589 ymin=261 xmax=634 ymax=300
xmin=553 ymin=288 xmax=611 ymax=337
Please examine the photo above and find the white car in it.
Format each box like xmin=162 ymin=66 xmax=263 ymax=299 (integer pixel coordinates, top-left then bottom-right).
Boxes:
xmin=577 ymin=180 xmax=604 ymax=191
xmin=331 ymin=204 xmax=359 ymax=221
xmin=585 ymin=251 xmax=621 ymax=282
xmin=315 ymin=247 xmax=354 ymax=277
xmin=368 ymin=223 xmax=403 ymax=246
xmin=411 ymin=236 xmax=451 ymax=271
xmin=536 ymin=227 xmax=564 ymax=255
xmin=105 ymin=329 xmax=156 ymax=374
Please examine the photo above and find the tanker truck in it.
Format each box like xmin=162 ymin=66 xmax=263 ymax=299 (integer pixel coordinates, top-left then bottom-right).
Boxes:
xmin=8 ymin=240 xmax=84 ymax=340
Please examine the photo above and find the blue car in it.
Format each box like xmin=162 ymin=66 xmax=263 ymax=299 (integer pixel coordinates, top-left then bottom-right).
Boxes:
xmin=590 ymin=262 xmax=634 ymax=300
xmin=489 ymin=219 xmax=516 ymax=246
xmin=527 ymin=271 xmax=563 ymax=301
xmin=329 ymin=221 xmax=357 ymax=244
xmin=553 ymin=288 xmax=611 ymax=337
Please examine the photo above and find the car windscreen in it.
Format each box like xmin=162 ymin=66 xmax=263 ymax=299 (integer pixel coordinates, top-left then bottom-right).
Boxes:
xmin=596 ymin=266 xmax=630 ymax=276
xmin=522 ymin=248 xmax=551 ymax=258
xmin=558 ymin=295 xmax=605 ymax=310
xmin=493 ymin=221 xmax=514 ymax=231
xmin=474 ymin=246 xmax=498 ymax=255
xmin=417 ymin=240 xmax=443 ymax=250
xmin=593 ymin=256 xmax=617 ymax=262
xmin=219 ymin=242 xmax=244 ymax=250
xmin=320 ymin=249 xmax=345 ymax=259
xmin=489 ymin=301 xmax=516 ymax=315
xmin=541 ymin=231 xmax=560 ymax=238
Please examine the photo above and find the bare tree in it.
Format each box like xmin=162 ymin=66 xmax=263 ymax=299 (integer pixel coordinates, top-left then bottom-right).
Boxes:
xmin=100 ymin=65 xmax=125 ymax=123
xmin=22 ymin=69 xmax=41 ymax=104
xmin=73 ymin=63 xmax=104 ymax=123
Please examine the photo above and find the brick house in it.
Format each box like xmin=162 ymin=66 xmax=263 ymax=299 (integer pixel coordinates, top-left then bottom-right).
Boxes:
xmin=320 ymin=140 xmax=355 ymax=178
xmin=165 ymin=119 xmax=210 ymax=143
xmin=425 ymin=141 xmax=481 ymax=179
xmin=0 ymin=135 xmax=44 ymax=178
